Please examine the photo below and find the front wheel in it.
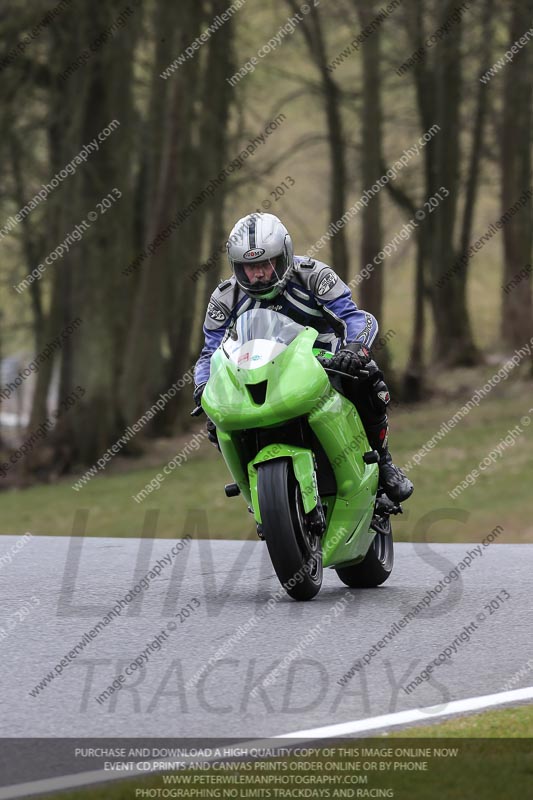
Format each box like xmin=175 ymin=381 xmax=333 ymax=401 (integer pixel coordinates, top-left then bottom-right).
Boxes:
xmin=335 ymin=516 xmax=394 ymax=588
xmin=257 ymin=459 xmax=322 ymax=601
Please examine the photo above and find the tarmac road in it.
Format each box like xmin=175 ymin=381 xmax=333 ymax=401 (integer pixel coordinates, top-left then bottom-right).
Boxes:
xmin=1 ymin=534 xmax=531 ymax=743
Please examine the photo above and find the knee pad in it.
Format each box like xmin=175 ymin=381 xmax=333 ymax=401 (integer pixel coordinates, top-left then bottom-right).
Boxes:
xmin=362 ymin=360 xmax=390 ymax=416
xmin=371 ymin=377 xmax=391 ymax=415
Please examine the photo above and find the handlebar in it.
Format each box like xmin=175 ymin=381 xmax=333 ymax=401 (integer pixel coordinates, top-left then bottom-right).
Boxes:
xmin=323 ymin=366 xmax=369 ymax=381
xmin=317 ymin=356 xmax=369 ymax=381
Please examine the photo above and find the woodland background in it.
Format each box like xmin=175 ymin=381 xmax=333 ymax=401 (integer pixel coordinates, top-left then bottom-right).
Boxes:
xmin=0 ymin=0 xmax=531 ymax=540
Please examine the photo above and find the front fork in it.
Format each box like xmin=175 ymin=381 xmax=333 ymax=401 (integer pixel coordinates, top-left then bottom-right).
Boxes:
xmin=247 ymin=445 xmax=323 ymax=528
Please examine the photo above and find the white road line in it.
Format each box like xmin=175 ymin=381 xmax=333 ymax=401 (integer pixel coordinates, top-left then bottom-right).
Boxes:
xmin=277 ymin=685 xmax=533 ymax=738
xmin=0 ymin=770 xmax=127 ymax=800
xmin=1 ymin=686 xmax=532 ymax=799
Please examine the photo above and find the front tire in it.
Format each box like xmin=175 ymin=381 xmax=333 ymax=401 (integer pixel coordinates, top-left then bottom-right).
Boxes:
xmin=335 ymin=516 xmax=394 ymax=588
xmin=257 ymin=459 xmax=322 ymax=601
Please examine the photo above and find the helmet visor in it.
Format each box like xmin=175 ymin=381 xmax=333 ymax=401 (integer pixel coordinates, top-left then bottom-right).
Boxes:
xmin=233 ymin=257 xmax=285 ymax=295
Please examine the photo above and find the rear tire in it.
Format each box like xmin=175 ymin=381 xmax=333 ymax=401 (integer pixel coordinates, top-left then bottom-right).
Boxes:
xmin=335 ymin=516 xmax=394 ymax=588
xmin=257 ymin=459 xmax=322 ymax=601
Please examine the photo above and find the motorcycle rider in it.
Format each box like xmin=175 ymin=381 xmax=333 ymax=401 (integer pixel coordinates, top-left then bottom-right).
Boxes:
xmin=193 ymin=212 xmax=413 ymax=503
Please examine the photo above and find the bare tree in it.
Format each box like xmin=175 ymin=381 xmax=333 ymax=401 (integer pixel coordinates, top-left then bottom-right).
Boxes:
xmin=352 ymin=0 xmax=388 ymax=369
xmin=119 ymin=1 xmax=206 ymax=426
xmin=285 ymin=0 xmax=350 ymax=280
xmin=389 ymin=0 xmax=495 ymax=368
xmin=500 ymin=0 xmax=533 ymax=349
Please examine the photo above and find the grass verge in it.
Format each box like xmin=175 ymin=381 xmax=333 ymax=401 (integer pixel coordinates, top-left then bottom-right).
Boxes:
xmin=0 ymin=380 xmax=532 ymax=541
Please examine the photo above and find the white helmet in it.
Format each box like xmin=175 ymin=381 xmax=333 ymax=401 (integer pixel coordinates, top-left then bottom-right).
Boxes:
xmin=226 ymin=212 xmax=294 ymax=300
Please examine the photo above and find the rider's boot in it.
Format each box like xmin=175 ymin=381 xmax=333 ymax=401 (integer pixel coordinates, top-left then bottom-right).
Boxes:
xmin=343 ymin=358 xmax=413 ymax=504
xmin=365 ymin=420 xmax=413 ymax=503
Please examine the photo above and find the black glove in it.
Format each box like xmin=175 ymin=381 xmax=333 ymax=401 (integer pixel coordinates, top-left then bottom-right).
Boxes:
xmin=331 ymin=343 xmax=371 ymax=376
xmin=206 ymin=418 xmax=219 ymax=449
xmin=193 ymin=383 xmax=206 ymax=407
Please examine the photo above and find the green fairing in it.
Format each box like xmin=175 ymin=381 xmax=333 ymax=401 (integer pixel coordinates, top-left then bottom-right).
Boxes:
xmin=203 ymin=329 xmax=329 ymax=429
xmin=202 ymin=323 xmax=379 ymax=570
xmin=249 ymin=445 xmax=317 ymax=522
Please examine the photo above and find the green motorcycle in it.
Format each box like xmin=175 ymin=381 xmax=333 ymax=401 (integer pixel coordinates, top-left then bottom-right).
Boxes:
xmin=197 ymin=309 xmax=401 ymax=601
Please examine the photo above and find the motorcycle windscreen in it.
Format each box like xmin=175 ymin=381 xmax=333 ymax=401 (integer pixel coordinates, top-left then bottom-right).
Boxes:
xmin=227 ymin=338 xmax=287 ymax=370
xmin=222 ymin=308 xmax=306 ymax=359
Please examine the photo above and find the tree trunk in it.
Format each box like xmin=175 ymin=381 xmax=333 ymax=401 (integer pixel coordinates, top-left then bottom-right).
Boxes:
xmin=399 ymin=0 xmax=484 ymax=367
xmin=54 ymin=0 xmax=141 ymax=463
xmin=353 ymin=0 xmax=388 ymax=369
xmin=119 ymin=1 xmax=204 ymax=426
xmin=285 ymin=0 xmax=350 ymax=281
xmin=27 ymin=6 xmax=90 ymax=437
xmin=163 ymin=0 xmax=235 ymax=431
xmin=500 ymin=0 xmax=533 ymax=349
xmin=429 ymin=2 xmax=474 ymax=364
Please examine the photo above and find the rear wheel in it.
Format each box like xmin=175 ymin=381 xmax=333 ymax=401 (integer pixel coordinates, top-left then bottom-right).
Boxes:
xmin=257 ymin=459 xmax=322 ymax=601
xmin=335 ymin=515 xmax=394 ymax=588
